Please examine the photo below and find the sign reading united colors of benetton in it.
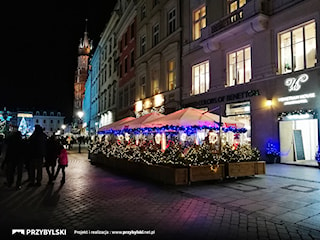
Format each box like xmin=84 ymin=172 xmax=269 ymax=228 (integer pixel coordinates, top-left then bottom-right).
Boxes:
xmin=186 ymin=89 xmax=260 ymax=107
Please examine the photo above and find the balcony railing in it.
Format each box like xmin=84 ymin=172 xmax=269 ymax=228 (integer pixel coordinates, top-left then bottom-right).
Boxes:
xmin=203 ymin=0 xmax=269 ymax=39
xmin=210 ymin=9 xmax=245 ymax=35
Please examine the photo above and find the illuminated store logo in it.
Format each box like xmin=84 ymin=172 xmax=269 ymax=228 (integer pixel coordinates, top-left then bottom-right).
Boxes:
xmin=278 ymin=93 xmax=315 ymax=105
xmin=285 ymin=74 xmax=309 ymax=92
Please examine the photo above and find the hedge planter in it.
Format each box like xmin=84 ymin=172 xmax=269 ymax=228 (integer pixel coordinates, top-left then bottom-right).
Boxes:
xmin=156 ymin=165 xmax=188 ymax=185
xmin=226 ymin=161 xmax=256 ymax=178
xmin=255 ymin=161 xmax=266 ymax=175
xmin=189 ymin=165 xmax=225 ymax=182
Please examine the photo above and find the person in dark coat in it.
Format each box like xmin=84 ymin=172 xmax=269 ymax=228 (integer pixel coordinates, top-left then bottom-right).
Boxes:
xmin=1 ymin=125 xmax=24 ymax=190
xmin=28 ymin=125 xmax=47 ymax=186
xmin=45 ymin=134 xmax=59 ymax=184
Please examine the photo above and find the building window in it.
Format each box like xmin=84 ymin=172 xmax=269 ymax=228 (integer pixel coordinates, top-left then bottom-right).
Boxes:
xmin=124 ymin=87 xmax=129 ymax=107
xmin=119 ymin=90 xmax=123 ymax=109
xmin=153 ymin=23 xmax=160 ymax=47
xmin=141 ymin=4 xmax=146 ymax=20
xmin=192 ymin=61 xmax=209 ymax=95
xmin=140 ymin=35 xmax=146 ymax=55
xmin=124 ymin=32 xmax=128 ymax=46
xmin=119 ymin=63 xmax=122 ymax=78
xmin=168 ymin=59 xmax=176 ymax=90
xmin=124 ymin=57 xmax=128 ymax=73
xmin=193 ymin=5 xmax=206 ymax=40
xmin=279 ymin=20 xmax=316 ymax=74
xmin=140 ymin=76 xmax=146 ymax=99
xmin=104 ymin=91 xmax=107 ymax=110
xmin=119 ymin=40 xmax=122 ymax=53
xmin=130 ymin=82 xmax=135 ymax=104
xmin=130 ymin=50 xmax=135 ymax=68
xmin=153 ymin=0 xmax=159 ymax=8
xmin=112 ymin=84 xmax=116 ymax=105
xmin=152 ymin=69 xmax=160 ymax=95
xmin=227 ymin=46 xmax=251 ymax=86
xmin=229 ymin=0 xmax=246 ymax=22
xmin=130 ymin=23 xmax=135 ymax=39
xmin=168 ymin=8 xmax=176 ymax=35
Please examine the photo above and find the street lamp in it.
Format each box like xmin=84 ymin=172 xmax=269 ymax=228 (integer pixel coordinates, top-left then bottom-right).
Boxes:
xmin=61 ymin=124 xmax=66 ymax=135
xmin=77 ymin=111 xmax=84 ymax=153
xmin=77 ymin=111 xmax=84 ymax=119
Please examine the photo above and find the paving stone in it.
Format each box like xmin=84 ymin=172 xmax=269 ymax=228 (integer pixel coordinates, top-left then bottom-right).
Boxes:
xmin=0 ymin=149 xmax=320 ymax=239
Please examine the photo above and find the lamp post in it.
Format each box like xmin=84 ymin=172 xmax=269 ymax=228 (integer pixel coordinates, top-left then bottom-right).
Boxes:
xmin=77 ymin=111 xmax=84 ymax=153
xmin=61 ymin=124 xmax=66 ymax=135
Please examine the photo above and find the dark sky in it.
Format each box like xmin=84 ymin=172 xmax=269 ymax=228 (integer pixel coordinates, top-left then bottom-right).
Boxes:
xmin=1 ymin=1 xmax=117 ymax=122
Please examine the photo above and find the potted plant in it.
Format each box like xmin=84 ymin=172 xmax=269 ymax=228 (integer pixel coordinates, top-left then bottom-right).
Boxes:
xmin=266 ymin=142 xmax=280 ymax=163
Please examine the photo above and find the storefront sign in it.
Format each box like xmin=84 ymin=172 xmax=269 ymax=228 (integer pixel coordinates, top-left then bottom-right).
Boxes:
xmin=285 ymin=73 xmax=309 ymax=92
xmin=278 ymin=93 xmax=315 ymax=105
xmin=186 ymin=90 xmax=260 ymax=107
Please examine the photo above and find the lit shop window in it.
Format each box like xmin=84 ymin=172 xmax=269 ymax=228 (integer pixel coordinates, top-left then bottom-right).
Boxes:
xmin=227 ymin=46 xmax=251 ymax=86
xmin=193 ymin=5 xmax=206 ymax=40
xmin=192 ymin=61 xmax=210 ymax=95
xmin=168 ymin=59 xmax=176 ymax=90
xmin=279 ymin=20 xmax=316 ymax=74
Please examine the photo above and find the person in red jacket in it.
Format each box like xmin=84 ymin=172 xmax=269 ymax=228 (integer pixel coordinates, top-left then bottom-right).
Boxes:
xmin=54 ymin=144 xmax=68 ymax=184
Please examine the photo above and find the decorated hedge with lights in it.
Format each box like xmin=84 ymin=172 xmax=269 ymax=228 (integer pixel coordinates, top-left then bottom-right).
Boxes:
xmin=89 ymin=138 xmax=261 ymax=167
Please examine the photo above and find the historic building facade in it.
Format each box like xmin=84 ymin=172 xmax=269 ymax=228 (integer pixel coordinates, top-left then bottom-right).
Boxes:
xmin=0 ymin=108 xmax=65 ymax=137
xmin=117 ymin=0 xmax=137 ymax=120
xmin=84 ymin=0 xmax=319 ymax=164
xmin=134 ymin=0 xmax=182 ymax=117
xmin=181 ymin=0 xmax=320 ymax=164
xmin=97 ymin=5 xmax=120 ymax=129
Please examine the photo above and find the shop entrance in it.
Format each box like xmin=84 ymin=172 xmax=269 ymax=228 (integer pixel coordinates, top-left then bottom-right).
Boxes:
xmin=279 ymin=118 xmax=318 ymax=166
xmin=226 ymin=101 xmax=251 ymax=145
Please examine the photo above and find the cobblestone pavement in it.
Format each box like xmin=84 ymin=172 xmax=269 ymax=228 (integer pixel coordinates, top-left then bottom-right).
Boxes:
xmin=0 ymin=148 xmax=320 ymax=239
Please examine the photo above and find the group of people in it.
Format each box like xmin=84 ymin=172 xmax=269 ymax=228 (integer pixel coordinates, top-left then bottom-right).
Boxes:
xmin=0 ymin=124 xmax=68 ymax=190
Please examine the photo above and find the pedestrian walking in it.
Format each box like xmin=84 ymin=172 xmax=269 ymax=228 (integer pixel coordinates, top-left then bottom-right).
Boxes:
xmin=0 ymin=125 xmax=24 ymax=190
xmin=54 ymin=145 xmax=68 ymax=185
xmin=45 ymin=134 xmax=59 ymax=184
xmin=28 ymin=125 xmax=47 ymax=187
xmin=66 ymin=136 xmax=72 ymax=150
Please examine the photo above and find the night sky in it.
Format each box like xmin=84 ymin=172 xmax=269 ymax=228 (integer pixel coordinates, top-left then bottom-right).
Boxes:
xmin=1 ymin=1 xmax=117 ymax=122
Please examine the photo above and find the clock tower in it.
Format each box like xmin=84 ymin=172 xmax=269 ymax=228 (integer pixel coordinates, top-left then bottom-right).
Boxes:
xmin=74 ymin=19 xmax=92 ymax=119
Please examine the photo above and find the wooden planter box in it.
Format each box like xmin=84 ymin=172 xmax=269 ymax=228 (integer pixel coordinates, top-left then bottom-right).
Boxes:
xmin=140 ymin=164 xmax=186 ymax=185
xmin=189 ymin=164 xmax=225 ymax=182
xmin=255 ymin=161 xmax=266 ymax=175
xmin=226 ymin=161 xmax=256 ymax=178
xmin=156 ymin=165 xmax=188 ymax=185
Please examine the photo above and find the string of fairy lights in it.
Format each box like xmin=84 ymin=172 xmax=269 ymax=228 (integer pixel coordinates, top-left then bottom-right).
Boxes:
xmin=89 ymin=139 xmax=261 ymax=167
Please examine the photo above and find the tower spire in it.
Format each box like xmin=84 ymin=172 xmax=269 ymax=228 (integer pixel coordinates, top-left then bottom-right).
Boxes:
xmin=78 ymin=19 xmax=92 ymax=55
